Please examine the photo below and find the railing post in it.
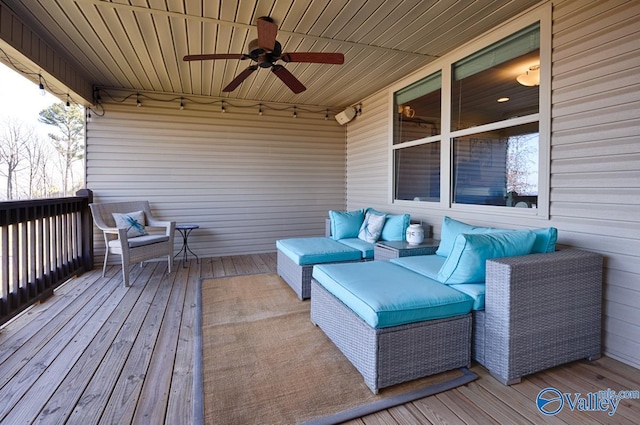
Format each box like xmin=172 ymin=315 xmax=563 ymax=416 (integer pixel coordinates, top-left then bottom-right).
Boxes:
xmin=76 ymin=189 xmax=94 ymax=271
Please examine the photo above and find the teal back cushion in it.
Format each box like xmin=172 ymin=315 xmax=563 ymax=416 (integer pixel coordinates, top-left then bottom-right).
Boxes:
xmin=436 ymin=230 xmax=536 ymax=284
xmin=435 ymin=216 xmax=502 ymax=257
xmin=329 ymin=209 xmax=364 ymax=240
xmin=380 ymin=214 xmax=411 ymax=241
xmin=531 ymin=227 xmax=558 ymax=253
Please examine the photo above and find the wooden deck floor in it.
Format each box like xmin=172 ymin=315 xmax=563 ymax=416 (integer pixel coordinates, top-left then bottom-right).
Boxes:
xmin=1 ymin=253 xmax=638 ymax=424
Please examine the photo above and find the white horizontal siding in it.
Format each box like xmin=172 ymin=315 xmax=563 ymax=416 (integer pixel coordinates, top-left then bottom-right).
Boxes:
xmin=345 ymin=1 xmax=640 ymax=369
xmin=87 ymin=96 xmax=346 ymax=259
xmin=550 ymin=0 xmax=640 ymax=369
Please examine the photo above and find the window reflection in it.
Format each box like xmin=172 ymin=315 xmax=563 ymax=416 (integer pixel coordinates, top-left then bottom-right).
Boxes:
xmin=452 ymin=123 xmax=539 ymax=207
xmin=394 ymin=142 xmax=441 ymax=202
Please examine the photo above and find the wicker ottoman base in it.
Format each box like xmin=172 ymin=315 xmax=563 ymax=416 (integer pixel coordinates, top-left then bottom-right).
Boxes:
xmin=311 ymin=279 xmax=472 ymax=394
xmin=277 ymin=248 xmax=362 ymax=300
xmin=277 ymin=249 xmax=314 ymax=299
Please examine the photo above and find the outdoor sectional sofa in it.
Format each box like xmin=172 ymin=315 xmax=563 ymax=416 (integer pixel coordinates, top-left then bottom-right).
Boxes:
xmin=276 ymin=208 xmax=410 ymax=299
xmin=309 ymin=215 xmax=603 ymax=393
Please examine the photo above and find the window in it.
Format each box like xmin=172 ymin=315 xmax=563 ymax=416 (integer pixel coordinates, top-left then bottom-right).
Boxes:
xmin=392 ymin=20 xmax=545 ymax=213
xmin=393 ymin=71 xmax=441 ymax=201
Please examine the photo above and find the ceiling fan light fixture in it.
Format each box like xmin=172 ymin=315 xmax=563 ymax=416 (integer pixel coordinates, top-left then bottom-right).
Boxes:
xmin=184 ymin=16 xmax=344 ymax=94
xmin=517 ymin=65 xmax=540 ymax=86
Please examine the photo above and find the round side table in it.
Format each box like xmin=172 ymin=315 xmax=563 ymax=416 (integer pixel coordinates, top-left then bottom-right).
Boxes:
xmin=175 ymin=224 xmax=199 ymax=267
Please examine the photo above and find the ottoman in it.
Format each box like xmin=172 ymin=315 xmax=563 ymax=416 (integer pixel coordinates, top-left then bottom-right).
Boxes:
xmin=311 ymin=261 xmax=474 ymax=393
xmin=276 ymin=237 xmax=363 ymax=299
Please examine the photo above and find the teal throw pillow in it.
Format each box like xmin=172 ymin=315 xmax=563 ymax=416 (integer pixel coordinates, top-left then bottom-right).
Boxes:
xmin=435 ymin=216 xmax=502 ymax=257
xmin=436 ymin=230 xmax=536 ymax=284
xmin=329 ymin=209 xmax=365 ymax=240
xmin=380 ymin=213 xmax=410 ymax=241
xmin=531 ymin=227 xmax=558 ymax=253
xmin=358 ymin=212 xmax=386 ymax=243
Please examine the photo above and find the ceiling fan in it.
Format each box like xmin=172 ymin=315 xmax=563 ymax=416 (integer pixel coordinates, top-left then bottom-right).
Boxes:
xmin=183 ymin=17 xmax=344 ymax=94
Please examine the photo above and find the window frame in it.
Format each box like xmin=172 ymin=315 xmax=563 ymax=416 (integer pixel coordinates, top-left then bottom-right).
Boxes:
xmin=387 ymin=5 xmax=551 ymax=219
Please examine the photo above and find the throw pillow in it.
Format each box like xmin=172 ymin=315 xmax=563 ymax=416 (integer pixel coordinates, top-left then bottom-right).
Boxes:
xmin=329 ymin=209 xmax=365 ymax=240
xmin=358 ymin=212 xmax=386 ymax=243
xmin=436 ymin=230 xmax=536 ymax=284
xmin=380 ymin=213 xmax=411 ymax=241
xmin=112 ymin=210 xmax=147 ymax=238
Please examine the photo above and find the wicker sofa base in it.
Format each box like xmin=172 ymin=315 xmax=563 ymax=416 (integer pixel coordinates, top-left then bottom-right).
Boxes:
xmin=277 ymin=248 xmax=361 ymax=300
xmin=473 ymin=249 xmax=603 ymax=385
xmin=311 ymin=279 xmax=472 ymax=394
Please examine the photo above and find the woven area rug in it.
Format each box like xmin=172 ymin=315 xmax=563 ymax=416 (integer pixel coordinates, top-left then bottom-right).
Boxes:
xmin=197 ymin=273 xmax=477 ymax=425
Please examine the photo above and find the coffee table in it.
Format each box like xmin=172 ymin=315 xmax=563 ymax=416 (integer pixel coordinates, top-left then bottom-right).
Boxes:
xmin=374 ymin=239 xmax=440 ymax=261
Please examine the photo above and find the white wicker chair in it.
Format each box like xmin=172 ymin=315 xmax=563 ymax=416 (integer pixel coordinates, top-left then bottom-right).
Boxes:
xmin=89 ymin=201 xmax=176 ymax=287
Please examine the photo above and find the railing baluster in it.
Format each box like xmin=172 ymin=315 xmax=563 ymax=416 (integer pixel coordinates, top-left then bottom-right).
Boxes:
xmin=0 ymin=190 xmax=94 ymax=326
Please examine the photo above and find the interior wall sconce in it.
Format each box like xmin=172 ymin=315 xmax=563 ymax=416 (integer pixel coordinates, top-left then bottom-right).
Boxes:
xmin=516 ymin=64 xmax=540 ymax=86
xmin=397 ymin=104 xmax=415 ymax=118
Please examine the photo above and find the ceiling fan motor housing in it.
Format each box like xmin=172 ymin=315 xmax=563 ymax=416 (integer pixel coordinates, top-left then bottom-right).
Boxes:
xmin=248 ymin=39 xmax=283 ymax=67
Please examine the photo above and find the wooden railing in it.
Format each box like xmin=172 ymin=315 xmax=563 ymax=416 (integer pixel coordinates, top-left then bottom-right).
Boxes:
xmin=0 ymin=189 xmax=94 ymax=326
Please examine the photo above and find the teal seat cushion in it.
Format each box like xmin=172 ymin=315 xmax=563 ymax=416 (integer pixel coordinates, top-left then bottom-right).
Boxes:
xmin=435 ymin=216 xmax=502 ymax=257
xmin=531 ymin=227 xmax=558 ymax=253
xmin=312 ymin=261 xmax=473 ymax=329
xmin=336 ymin=238 xmax=375 ymax=259
xmin=390 ymin=255 xmax=446 ymax=280
xmin=276 ymin=237 xmax=362 ymax=266
xmin=329 ymin=209 xmax=365 ymax=240
xmin=450 ymin=284 xmax=486 ymax=310
xmin=436 ymin=230 xmax=536 ymax=284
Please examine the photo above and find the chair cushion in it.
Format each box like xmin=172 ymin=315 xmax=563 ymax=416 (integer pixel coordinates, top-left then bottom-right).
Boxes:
xmin=390 ymin=255 xmax=446 ymax=280
xmin=329 ymin=209 xmax=365 ymax=240
xmin=109 ymin=234 xmax=169 ymax=248
xmin=276 ymin=237 xmax=362 ymax=266
xmin=380 ymin=213 xmax=411 ymax=241
xmin=358 ymin=212 xmax=386 ymax=243
xmin=337 ymin=238 xmax=375 ymax=259
xmin=436 ymin=230 xmax=536 ymax=284
xmin=112 ymin=211 xmax=147 ymax=237
xmin=312 ymin=261 xmax=473 ymax=329
xmin=435 ymin=216 xmax=502 ymax=257
xmin=449 ymin=284 xmax=486 ymax=310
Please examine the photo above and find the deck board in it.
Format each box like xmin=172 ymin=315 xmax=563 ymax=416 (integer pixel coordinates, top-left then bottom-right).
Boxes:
xmin=0 ymin=253 xmax=638 ymax=424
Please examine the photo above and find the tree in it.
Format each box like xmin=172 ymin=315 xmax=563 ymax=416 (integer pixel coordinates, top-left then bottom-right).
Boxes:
xmin=39 ymin=103 xmax=84 ymax=196
xmin=0 ymin=118 xmax=32 ymax=199
xmin=506 ymin=133 xmax=538 ymax=196
xmin=23 ymin=136 xmax=53 ymax=199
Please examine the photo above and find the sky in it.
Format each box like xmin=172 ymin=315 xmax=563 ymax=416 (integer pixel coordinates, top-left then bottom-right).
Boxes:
xmin=0 ymin=61 xmax=61 ymax=137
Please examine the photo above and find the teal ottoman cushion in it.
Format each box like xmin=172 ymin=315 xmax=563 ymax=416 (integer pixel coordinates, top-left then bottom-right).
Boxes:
xmin=276 ymin=237 xmax=362 ymax=266
xmin=312 ymin=261 xmax=473 ymax=329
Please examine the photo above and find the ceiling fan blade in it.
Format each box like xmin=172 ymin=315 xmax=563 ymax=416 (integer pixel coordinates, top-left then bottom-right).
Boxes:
xmin=183 ymin=53 xmax=245 ymax=61
xmin=271 ymin=65 xmax=306 ymax=94
xmin=281 ymin=52 xmax=344 ymax=64
xmin=222 ymin=66 xmax=258 ymax=92
xmin=256 ymin=17 xmax=278 ymax=52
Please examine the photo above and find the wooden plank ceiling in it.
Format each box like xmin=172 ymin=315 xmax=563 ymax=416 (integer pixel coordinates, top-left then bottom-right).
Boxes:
xmin=6 ymin=0 xmax=539 ymax=109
